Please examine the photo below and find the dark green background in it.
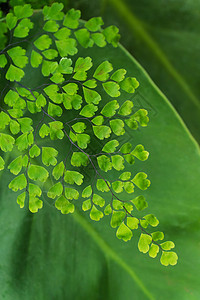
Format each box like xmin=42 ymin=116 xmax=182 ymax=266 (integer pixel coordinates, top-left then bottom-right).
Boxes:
xmin=0 ymin=1 xmax=200 ymax=299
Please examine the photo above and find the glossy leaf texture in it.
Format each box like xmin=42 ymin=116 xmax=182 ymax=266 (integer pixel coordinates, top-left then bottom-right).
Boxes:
xmin=74 ymin=0 xmax=200 ymax=143
xmin=0 ymin=7 xmax=200 ymax=300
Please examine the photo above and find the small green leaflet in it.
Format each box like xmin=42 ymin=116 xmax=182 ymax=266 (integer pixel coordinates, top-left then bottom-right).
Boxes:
xmin=120 ymin=77 xmax=139 ymax=93
xmin=71 ymin=152 xmax=89 ymax=167
xmin=52 ymin=161 xmax=65 ymax=180
xmin=75 ymin=29 xmax=94 ymax=48
xmin=34 ymin=34 xmax=52 ymax=51
xmin=14 ymin=4 xmax=33 ymax=19
xmin=93 ymin=125 xmax=111 ymax=140
xmin=63 ymin=8 xmax=80 ymax=29
xmin=47 ymin=182 xmax=63 ymax=199
xmin=102 ymin=140 xmax=119 ymax=153
xmin=132 ymin=172 xmax=151 ymax=190
xmin=93 ymin=61 xmax=113 ymax=81
xmin=6 ymin=65 xmax=24 ymax=82
xmin=7 ymin=46 xmax=28 ymax=68
xmin=110 ymin=119 xmax=125 ymax=136
xmin=8 ymin=156 xmax=23 ymax=175
xmin=64 ymin=171 xmax=84 ymax=185
xmin=101 ymin=100 xmax=119 ymax=117
xmin=103 ymin=25 xmax=120 ymax=47
xmin=42 ymin=147 xmax=58 ymax=166
xmin=55 ymin=196 xmax=75 ymax=214
xmin=0 ymin=133 xmax=15 ymax=152
xmin=65 ymin=187 xmax=79 ymax=200
xmin=97 ymin=155 xmax=112 ymax=172
xmin=103 ymin=81 xmax=120 ymax=97
xmin=85 ymin=17 xmax=104 ymax=32
xmin=82 ymin=185 xmax=92 ymax=198
xmin=28 ymin=165 xmax=49 ymax=182
xmin=9 ymin=174 xmax=27 ymax=192
xmin=118 ymin=100 xmax=133 ymax=116
xmin=116 ymin=222 xmax=133 ymax=242
xmin=43 ymin=2 xmax=64 ymax=21
xmin=90 ymin=205 xmax=104 ymax=221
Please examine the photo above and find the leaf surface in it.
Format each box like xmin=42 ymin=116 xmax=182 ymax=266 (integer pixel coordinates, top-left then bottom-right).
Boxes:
xmin=0 ymin=12 xmax=200 ymax=300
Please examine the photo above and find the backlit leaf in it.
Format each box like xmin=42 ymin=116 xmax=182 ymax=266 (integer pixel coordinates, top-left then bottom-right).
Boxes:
xmin=132 ymin=172 xmax=151 ymax=190
xmin=42 ymin=147 xmax=58 ymax=166
xmin=74 ymin=57 xmax=93 ymax=72
xmin=118 ymin=100 xmax=133 ymax=116
xmin=90 ymin=205 xmax=103 ymax=221
xmin=111 ymin=69 xmax=126 ymax=82
xmin=110 ymin=119 xmax=125 ymax=136
xmin=103 ymin=81 xmax=120 ymax=97
xmin=47 ymin=182 xmax=63 ymax=199
xmin=9 ymin=174 xmax=27 ymax=192
xmin=96 ymin=179 xmax=110 ymax=192
xmin=120 ymin=77 xmax=139 ymax=93
xmin=103 ymin=25 xmax=120 ymax=47
xmin=52 ymin=161 xmax=65 ymax=180
xmin=80 ymin=104 xmax=97 ymax=118
xmin=43 ymin=3 xmax=64 ymax=21
xmin=85 ymin=17 xmax=104 ymax=32
xmin=93 ymin=125 xmax=111 ymax=140
xmin=131 ymin=195 xmax=148 ymax=211
xmin=101 ymin=100 xmax=119 ymax=117
xmin=29 ymin=144 xmax=41 ymax=158
xmin=65 ymin=187 xmax=79 ymax=200
xmin=102 ymin=140 xmax=119 ymax=153
xmin=8 ymin=156 xmax=23 ymax=175
xmin=160 ymin=252 xmax=178 ymax=266
xmin=75 ymin=29 xmax=94 ymax=48
xmin=160 ymin=241 xmax=175 ymax=251
xmin=71 ymin=152 xmax=89 ymax=167
xmin=110 ymin=210 xmax=126 ymax=228
xmin=0 ymin=133 xmax=15 ymax=152
xmin=83 ymin=87 xmax=101 ymax=104
xmin=7 ymin=46 xmax=28 ymax=68
xmin=138 ymin=233 xmax=152 ymax=253
xmin=63 ymin=8 xmax=81 ymax=29
xmin=55 ymin=195 xmax=75 ymax=214
xmin=16 ymin=192 xmax=26 ymax=208
xmin=64 ymin=171 xmax=84 ymax=185
xmin=14 ymin=4 xmax=33 ymax=19
xmin=43 ymin=20 xmax=59 ymax=32
xmin=93 ymin=61 xmax=113 ymax=81
xmin=34 ymin=35 xmax=52 ymax=51
xmin=82 ymin=185 xmax=92 ymax=198
xmin=6 ymin=64 xmax=24 ymax=82
xmin=116 ymin=222 xmax=132 ymax=242
xmin=149 ymin=244 xmax=159 ymax=258
xmin=91 ymin=33 xmax=106 ymax=47
xmin=111 ymin=155 xmax=124 ymax=171
xmin=28 ymin=165 xmax=49 ymax=182
xmin=127 ymin=217 xmax=139 ymax=230
xmin=131 ymin=145 xmax=149 ymax=161
xmin=97 ymin=155 xmax=112 ymax=172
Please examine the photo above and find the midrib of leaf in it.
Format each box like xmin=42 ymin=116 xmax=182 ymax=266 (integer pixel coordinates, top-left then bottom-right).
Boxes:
xmin=108 ymin=0 xmax=200 ymax=112
xmin=72 ymin=210 xmax=155 ymax=300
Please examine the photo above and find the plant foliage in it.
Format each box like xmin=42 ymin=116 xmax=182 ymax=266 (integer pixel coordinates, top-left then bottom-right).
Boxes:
xmin=0 ymin=2 xmax=177 ymax=266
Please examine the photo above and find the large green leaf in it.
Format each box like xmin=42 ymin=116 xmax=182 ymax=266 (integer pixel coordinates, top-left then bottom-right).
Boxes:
xmin=74 ymin=0 xmax=200 ymax=143
xmin=0 ymin=12 xmax=200 ymax=300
